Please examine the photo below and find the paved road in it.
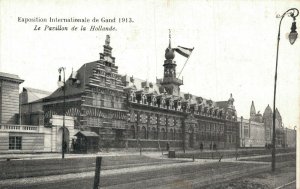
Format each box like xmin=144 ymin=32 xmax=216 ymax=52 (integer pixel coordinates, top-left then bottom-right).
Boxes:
xmin=0 ymin=155 xmax=185 ymax=180
xmin=0 ymin=151 xmax=295 ymax=189
xmin=0 ymin=160 xmax=269 ymax=189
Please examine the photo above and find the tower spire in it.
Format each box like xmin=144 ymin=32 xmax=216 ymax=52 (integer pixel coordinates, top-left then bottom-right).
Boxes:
xmin=250 ymin=100 xmax=256 ymax=120
xmin=169 ymin=29 xmax=171 ymax=48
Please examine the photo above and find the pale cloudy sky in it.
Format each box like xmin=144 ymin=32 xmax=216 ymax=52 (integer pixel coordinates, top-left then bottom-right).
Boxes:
xmin=0 ymin=0 xmax=299 ymax=128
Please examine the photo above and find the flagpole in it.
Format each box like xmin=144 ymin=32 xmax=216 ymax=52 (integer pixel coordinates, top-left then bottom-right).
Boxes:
xmin=177 ymin=47 xmax=194 ymax=78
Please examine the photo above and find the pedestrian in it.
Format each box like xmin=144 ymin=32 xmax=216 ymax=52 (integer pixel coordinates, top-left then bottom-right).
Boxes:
xmin=63 ymin=141 xmax=68 ymax=153
xmin=200 ymin=143 xmax=203 ymax=152
xmin=166 ymin=142 xmax=170 ymax=151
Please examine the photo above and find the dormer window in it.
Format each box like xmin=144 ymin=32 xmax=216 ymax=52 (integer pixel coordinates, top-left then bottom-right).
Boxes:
xmin=142 ymin=94 xmax=147 ymax=105
xmin=136 ymin=93 xmax=141 ymax=103
xmin=157 ymin=98 xmax=161 ymax=107
xmin=177 ymin=101 xmax=181 ymax=107
xmin=152 ymin=96 xmax=157 ymax=106
xmin=169 ymin=99 xmax=174 ymax=110
xmin=219 ymin=110 xmax=223 ymax=118
xmin=207 ymin=100 xmax=213 ymax=107
xmin=198 ymin=105 xmax=202 ymax=113
xmin=129 ymin=91 xmax=136 ymax=102
xmin=204 ymin=106 xmax=208 ymax=114
xmin=161 ymin=98 xmax=166 ymax=108
xmin=194 ymin=105 xmax=198 ymax=112
xmin=186 ymin=103 xmax=190 ymax=112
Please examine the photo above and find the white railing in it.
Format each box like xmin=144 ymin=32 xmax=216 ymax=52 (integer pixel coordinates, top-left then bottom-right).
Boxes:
xmin=0 ymin=124 xmax=39 ymax=133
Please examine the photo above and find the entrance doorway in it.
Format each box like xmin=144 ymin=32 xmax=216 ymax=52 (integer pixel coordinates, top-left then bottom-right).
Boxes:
xmin=57 ymin=127 xmax=70 ymax=152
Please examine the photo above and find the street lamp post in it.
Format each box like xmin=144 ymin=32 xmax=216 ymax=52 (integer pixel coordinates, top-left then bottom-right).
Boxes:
xmin=58 ymin=67 xmax=66 ymax=159
xmin=272 ymin=8 xmax=299 ymax=172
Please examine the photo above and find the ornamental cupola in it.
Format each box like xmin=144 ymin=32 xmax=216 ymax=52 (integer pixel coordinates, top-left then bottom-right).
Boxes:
xmin=160 ymin=30 xmax=183 ymax=96
xmin=165 ymin=35 xmax=175 ymax=60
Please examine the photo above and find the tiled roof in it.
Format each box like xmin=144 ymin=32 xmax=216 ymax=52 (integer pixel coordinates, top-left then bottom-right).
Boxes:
xmin=23 ymin=87 xmax=51 ymax=103
xmin=127 ymin=76 xmax=228 ymax=109
xmin=75 ymin=131 xmax=99 ymax=137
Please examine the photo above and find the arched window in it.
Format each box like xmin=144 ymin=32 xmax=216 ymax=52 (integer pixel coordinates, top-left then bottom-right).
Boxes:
xmin=198 ymin=105 xmax=202 ymax=114
xmin=157 ymin=98 xmax=161 ymax=107
xmin=161 ymin=98 xmax=166 ymax=108
xmin=174 ymin=129 xmax=177 ymax=140
xmin=152 ymin=96 xmax=157 ymax=106
xmin=130 ymin=125 xmax=135 ymax=139
xmin=160 ymin=128 xmax=166 ymax=140
xmin=169 ymin=128 xmax=175 ymax=140
xmin=163 ymin=128 xmax=167 ymax=140
xmin=130 ymin=91 xmax=136 ymax=102
xmin=142 ymin=94 xmax=147 ymax=105
xmin=151 ymin=127 xmax=157 ymax=139
xmin=169 ymin=99 xmax=174 ymax=110
xmin=136 ymin=94 xmax=141 ymax=103
xmin=141 ymin=126 xmax=147 ymax=139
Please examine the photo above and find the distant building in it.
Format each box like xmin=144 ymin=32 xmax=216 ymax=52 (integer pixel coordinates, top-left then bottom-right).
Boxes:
xmin=0 ymin=73 xmax=77 ymax=153
xmin=239 ymin=101 xmax=295 ymax=148
xmin=0 ymin=72 xmax=45 ymax=153
xmin=284 ymin=128 xmax=296 ymax=148
xmin=20 ymin=87 xmax=51 ymax=126
xmin=239 ymin=117 xmax=265 ymax=147
xmin=0 ymin=72 xmax=24 ymax=124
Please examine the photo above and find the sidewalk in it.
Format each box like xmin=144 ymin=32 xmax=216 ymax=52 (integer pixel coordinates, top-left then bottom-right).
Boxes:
xmin=0 ymin=149 xmax=295 ymax=162
xmin=0 ymin=151 xmax=166 ymax=161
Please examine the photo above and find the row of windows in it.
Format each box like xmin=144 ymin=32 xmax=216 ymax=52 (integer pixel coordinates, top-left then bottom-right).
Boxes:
xmin=85 ymin=93 xmax=124 ymax=109
xmin=129 ymin=93 xmax=229 ymax=119
xmin=198 ymin=123 xmax=225 ymax=132
xmin=127 ymin=126 xmax=228 ymax=142
xmin=196 ymin=133 xmax=225 ymax=141
xmin=227 ymin=135 xmax=236 ymax=143
xmin=128 ymin=126 xmax=182 ymax=140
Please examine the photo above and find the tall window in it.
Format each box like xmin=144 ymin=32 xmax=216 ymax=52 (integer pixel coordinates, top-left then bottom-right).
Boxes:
xmin=111 ymin=96 xmax=114 ymax=108
xmin=100 ymin=94 xmax=104 ymax=106
xmin=141 ymin=126 xmax=147 ymax=139
xmin=9 ymin=136 xmax=22 ymax=150
xmin=130 ymin=125 xmax=135 ymax=139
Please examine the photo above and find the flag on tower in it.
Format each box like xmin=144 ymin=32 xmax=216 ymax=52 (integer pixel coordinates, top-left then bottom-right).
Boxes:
xmin=174 ymin=46 xmax=194 ymax=58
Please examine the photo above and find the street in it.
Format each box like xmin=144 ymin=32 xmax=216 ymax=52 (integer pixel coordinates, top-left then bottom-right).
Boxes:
xmin=0 ymin=149 xmax=296 ymax=189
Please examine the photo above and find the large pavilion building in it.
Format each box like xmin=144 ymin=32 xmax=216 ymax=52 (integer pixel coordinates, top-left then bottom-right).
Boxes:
xmin=21 ymin=35 xmax=239 ymax=151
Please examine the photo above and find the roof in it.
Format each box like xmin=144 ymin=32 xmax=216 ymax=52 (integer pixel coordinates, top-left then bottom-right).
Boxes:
xmin=22 ymin=87 xmax=51 ymax=103
xmin=0 ymin=72 xmax=24 ymax=83
xmin=75 ymin=131 xmax=99 ymax=137
xmin=125 ymin=75 xmax=222 ymax=107
xmin=45 ymin=62 xmax=94 ymax=100
xmin=214 ymin=101 xmax=228 ymax=109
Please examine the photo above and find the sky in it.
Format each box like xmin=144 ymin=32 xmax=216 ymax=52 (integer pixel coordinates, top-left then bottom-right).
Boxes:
xmin=0 ymin=0 xmax=299 ymax=128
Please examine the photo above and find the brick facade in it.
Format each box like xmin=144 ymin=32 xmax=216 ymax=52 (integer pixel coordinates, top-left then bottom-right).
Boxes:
xmin=28 ymin=35 xmax=240 ymax=150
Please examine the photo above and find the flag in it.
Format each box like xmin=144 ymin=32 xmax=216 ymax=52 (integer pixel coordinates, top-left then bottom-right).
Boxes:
xmin=174 ymin=46 xmax=194 ymax=58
